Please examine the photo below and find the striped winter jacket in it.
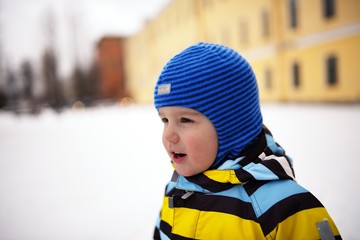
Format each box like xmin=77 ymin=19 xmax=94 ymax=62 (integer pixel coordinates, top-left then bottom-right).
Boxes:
xmin=153 ymin=128 xmax=341 ymax=240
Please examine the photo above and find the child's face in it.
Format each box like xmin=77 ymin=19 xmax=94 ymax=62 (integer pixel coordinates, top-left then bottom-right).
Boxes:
xmin=158 ymin=107 xmax=218 ymax=177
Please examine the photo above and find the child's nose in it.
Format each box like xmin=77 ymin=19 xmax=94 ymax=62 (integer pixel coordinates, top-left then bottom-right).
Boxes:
xmin=163 ymin=126 xmax=180 ymax=144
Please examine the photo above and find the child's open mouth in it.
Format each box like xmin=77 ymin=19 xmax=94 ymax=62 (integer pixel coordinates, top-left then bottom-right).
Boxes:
xmin=172 ymin=152 xmax=187 ymax=163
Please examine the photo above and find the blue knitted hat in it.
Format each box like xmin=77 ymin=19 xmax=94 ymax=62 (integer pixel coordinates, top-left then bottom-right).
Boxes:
xmin=154 ymin=42 xmax=263 ymax=168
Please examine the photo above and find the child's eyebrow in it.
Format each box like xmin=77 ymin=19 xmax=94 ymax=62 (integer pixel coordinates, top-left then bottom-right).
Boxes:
xmin=177 ymin=111 xmax=201 ymax=116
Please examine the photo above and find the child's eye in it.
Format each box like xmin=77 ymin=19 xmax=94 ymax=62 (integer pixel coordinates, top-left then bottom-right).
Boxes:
xmin=161 ymin=117 xmax=168 ymax=123
xmin=180 ymin=117 xmax=193 ymax=123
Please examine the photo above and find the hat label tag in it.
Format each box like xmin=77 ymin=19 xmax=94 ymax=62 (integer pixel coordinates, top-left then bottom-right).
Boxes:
xmin=158 ymin=84 xmax=171 ymax=95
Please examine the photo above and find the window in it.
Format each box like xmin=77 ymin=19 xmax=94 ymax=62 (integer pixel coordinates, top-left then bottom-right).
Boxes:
xmin=323 ymin=0 xmax=335 ymax=18
xmin=289 ymin=0 xmax=298 ymax=28
xmin=261 ymin=9 xmax=270 ymax=37
xmin=292 ymin=62 xmax=300 ymax=88
xmin=326 ymin=55 xmax=338 ymax=86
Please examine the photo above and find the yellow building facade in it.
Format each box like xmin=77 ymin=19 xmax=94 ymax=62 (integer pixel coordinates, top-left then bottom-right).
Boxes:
xmin=124 ymin=0 xmax=360 ymax=103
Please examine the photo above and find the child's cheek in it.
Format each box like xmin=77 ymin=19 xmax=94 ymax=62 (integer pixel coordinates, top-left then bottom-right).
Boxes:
xmin=183 ymin=135 xmax=199 ymax=150
xmin=184 ymin=135 xmax=207 ymax=156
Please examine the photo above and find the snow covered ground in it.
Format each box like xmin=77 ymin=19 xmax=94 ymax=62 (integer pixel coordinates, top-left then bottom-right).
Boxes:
xmin=0 ymin=103 xmax=359 ymax=239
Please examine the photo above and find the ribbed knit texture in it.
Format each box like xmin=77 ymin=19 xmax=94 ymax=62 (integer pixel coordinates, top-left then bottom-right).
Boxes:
xmin=154 ymin=42 xmax=263 ymax=168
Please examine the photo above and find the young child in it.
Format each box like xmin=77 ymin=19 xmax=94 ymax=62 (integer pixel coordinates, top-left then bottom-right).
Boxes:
xmin=153 ymin=42 xmax=341 ymax=239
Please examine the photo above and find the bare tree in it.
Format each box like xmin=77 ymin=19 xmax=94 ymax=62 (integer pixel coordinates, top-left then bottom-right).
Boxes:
xmin=72 ymin=63 xmax=86 ymax=101
xmin=21 ymin=60 xmax=34 ymax=100
xmin=41 ymin=8 xmax=63 ymax=110
xmin=42 ymin=48 xmax=63 ymax=109
xmin=86 ymin=61 xmax=100 ymax=101
xmin=6 ymin=68 xmax=18 ymax=111
xmin=68 ymin=10 xmax=99 ymax=106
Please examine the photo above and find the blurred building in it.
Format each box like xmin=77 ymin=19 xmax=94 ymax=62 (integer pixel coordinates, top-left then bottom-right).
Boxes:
xmin=124 ymin=0 xmax=360 ymax=103
xmin=96 ymin=36 xmax=127 ymax=101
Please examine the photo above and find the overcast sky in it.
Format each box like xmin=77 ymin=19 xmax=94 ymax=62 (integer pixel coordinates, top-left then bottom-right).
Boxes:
xmin=0 ymin=0 xmax=171 ymax=78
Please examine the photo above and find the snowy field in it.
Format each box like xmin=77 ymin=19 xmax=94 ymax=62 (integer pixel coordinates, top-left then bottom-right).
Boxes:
xmin=0 ymin=103 xmax=359 ymax=240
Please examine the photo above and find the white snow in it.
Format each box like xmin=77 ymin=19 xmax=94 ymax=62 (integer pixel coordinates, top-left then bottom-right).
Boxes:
xmin=0 ymin=103 xmax=359 ymax=239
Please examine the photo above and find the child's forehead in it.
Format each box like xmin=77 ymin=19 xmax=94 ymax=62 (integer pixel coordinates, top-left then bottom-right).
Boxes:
xmin=158 ymin=106 xmax=202 ymax=116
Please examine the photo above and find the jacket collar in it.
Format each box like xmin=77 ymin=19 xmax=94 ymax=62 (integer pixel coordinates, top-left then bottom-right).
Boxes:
xmin=173 ymin=126 xmax=295 ymax=193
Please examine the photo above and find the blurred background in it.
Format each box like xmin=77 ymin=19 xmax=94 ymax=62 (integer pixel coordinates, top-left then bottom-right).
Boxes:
xmin=0 ymin=0 xmax=172 ymax=112
xmin=0 ymin=0 xmax=359 ymax=239
xmin=0 ymin=0 xmax=359 ymax=111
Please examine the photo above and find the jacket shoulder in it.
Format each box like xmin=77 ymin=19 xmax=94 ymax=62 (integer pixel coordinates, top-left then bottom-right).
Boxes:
xmin=248 ymin=180 xmax=341 ymax=238
xmin=249 ymin=179 xmax=318 ymax=217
